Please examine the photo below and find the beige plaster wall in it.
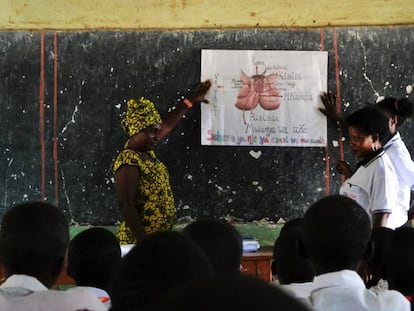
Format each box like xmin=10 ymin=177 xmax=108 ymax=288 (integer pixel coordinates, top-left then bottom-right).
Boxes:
xmin=0 ymin=0 xmax=413 ymax=30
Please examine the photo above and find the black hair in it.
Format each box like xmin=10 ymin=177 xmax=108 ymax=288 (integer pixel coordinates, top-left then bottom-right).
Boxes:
xmin=182 ymin=219 xmax=242 ymax=275
xmin=0 ymin=201 xmax=69 ymax=287
xmin=146 ymin=273 xmax=311 ymax=311
xmin=109 ymin=230 xmax=213 ymax=311
xmin=383 ymin=227 xmax=414 ymax=295
xmin=376 ymin=97 xmax=414 ymax=127
xmin=279 ymin=217 xmax=305 ymax=235
xmin=345 ymin=106 xmax=391 ymax=145
xmin=67 ymin=227 xmax=121 ymax=291
xmin=301 ymin=195 xmax=371 ymax=275
xmin=273 ymin=218 xmax=314 ymax=284
xmin=365 ymin=226 xmax=394 ymax=288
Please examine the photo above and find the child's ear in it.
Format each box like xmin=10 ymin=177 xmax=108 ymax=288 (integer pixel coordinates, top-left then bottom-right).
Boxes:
xmin=390 ymin=115 xmax=398 ymax=126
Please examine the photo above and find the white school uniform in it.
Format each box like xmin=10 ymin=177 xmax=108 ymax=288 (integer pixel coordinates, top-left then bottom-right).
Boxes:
xmin=271 ymin=280 xmax=314 ymax=299
xmin=300 ymin=270 xmax=410 ymax=311
xmin=339 ymin=149 xmax=405 ymax=229
xmin=384 ymin=132 xmax=414 ymax=213
xmin=0 ymin=274 xmax=107 ymax=311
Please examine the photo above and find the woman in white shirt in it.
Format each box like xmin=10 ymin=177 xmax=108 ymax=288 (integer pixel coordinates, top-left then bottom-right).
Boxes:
xmin=337 ymin=107 xmax=402 ymax=229
xmin=320 ymin=94 xmax=414 ymax=227
xmin=377 ymin=97 xmax=414 ymax=224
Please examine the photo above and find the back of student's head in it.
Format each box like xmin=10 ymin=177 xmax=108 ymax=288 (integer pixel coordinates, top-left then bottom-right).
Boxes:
xmin=0 ymin=201 xmax=69 ymax=288
xmin=383 ymin=227 xmax=414 ymax=295
xmin=301 ymin=195 xmax=372 ymax=275
xmin=345 ymin=106 xmax=391 ymax=145
xmin=182 ymin=219 xmax=242 ymax=275
xmin=365 ymin=226 xmax=394 ymax=287
xmin=146 ymin=273 xmax=311 ymax=311
xmin=67 ymin=227 xmax=121 ymax=291
xmin=109 ymin=230 xmax=213 ymax=311
xmin=273 ymin=218 xmax=314 ymax=284
xmin=376 ymin=97 xmax=414 ymax=127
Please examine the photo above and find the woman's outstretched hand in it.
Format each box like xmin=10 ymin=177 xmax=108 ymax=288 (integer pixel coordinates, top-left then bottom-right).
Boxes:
xmin=188 ymin=80 xmax=212 ymax=104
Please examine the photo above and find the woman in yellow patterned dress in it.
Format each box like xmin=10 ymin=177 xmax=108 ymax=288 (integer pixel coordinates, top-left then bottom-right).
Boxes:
xmin=113 ymin=81 xmax=211 ymax=245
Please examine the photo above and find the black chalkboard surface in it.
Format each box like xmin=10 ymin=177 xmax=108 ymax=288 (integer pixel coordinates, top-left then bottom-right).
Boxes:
xmin=0 ymin=27 xmax=413 ymax=224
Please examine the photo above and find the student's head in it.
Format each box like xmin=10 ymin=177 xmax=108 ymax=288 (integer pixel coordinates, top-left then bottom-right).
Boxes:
xmin=272 ymin=218 xmax=314 ymax=284
xmin=383 ymin=227 xmax=414 ymax=295
xmin=301 ymin=195 xmax=372 ymax=275
xmin=146 ymin=273 xmax=311 ymax=311
xmin=182 ymin=219 xmax=242 ymax=275
xmin=376 ymin=97 xmax=414 ymax=132
xmin=0 ymin=201 xmax=69 ymax=288
xmin=366 ymin=226 xmax=394 ymax=284
xmin=109 ymin=230 xmax=213 ymax=310
xmin=67 ymin=227 xmax=121 ymax=291
xmin=345 ymin=106 xmax=391 ymax=158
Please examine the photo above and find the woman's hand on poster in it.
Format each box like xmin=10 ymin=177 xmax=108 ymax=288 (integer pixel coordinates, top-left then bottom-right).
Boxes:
xmin=319 ymin=91 xmax=341 ymax=121
xmin=187 ymin=80 xmax=212 ymax=104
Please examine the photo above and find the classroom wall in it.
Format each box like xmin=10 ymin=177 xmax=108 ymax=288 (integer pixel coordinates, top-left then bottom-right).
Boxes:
xmin=0 ymin=0 xmax=413 ymax=30
xmin=0 ymin=1 xmax=413 ymax=243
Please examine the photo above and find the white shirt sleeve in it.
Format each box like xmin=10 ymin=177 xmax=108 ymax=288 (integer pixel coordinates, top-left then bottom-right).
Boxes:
xmin=387 ymin=134 xmax=414 ymax=188
xmin=369 ymin=157 xmax=398 ymax=215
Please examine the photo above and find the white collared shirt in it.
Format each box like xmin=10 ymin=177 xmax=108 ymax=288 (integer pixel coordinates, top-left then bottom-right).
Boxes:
xmin=78 ymin=286 xmax=111 ymax=309
xmin=271 ymin=280 xmax=314 ymax=299
xmin=339 ymin=150 xmax=405 ymax=229
xmin=384 ymin=132 xmax=414 ymax=212
xmin=301 ymin=270 xmax=410 ymax=311
xmin=0 ymin=274 xmax=107 ymax=311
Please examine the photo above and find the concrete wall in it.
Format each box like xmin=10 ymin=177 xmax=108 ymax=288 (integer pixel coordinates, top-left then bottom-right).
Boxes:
xmin=0 ymin=0 xmax=413 ymax=30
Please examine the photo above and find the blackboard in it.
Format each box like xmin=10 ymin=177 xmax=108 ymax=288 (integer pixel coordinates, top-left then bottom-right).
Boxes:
xmin=1 ymin=27 xmax=413 ymax=225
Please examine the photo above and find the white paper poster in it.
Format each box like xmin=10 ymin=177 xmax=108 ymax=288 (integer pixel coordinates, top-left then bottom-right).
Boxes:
xmin=200 ymin=50 xmax=328 ymax=147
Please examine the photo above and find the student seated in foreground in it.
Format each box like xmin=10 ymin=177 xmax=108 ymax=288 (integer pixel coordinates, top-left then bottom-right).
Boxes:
xmin=109 ymin=230 xmax=213 ymax=311
xmin=383 ymin=226 xmax=414 ymax=307
xmin=271 ymin=218 xmax=314 ymax=298
xmin=300 ymin=195 xmax=410 ymax=311
xmin=146 ymin=273 xmax=311 ymax=311
xmin=0 ymin=201 xmax=106 ymax=311
xmin=182 ymin=219 xmax=243 ymax=275
xmin=67 ymin=227 xmax=122 ymax=309
xmin=364 ymin=226 xmax=394 ymax=290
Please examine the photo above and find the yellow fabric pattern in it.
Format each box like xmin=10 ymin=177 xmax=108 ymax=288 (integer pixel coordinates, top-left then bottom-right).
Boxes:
xmin=113 ymin=149 xmax=175 ymax=245
xmin=121 ymin=97 xmax=162 ymax=137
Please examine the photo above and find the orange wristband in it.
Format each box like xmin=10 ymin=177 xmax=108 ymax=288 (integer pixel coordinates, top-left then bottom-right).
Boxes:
xmin=183 ymin=98 xmax=193 ymax=108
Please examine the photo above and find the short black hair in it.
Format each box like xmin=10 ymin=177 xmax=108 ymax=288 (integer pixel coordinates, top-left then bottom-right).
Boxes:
xmin=110 ymin=230 xmax=213 ymax=310
xmin=182 ymin=219 xmax=242 ymax=274
xmin=383 ymin=227 xmax=414 ymax=295
xmin=146 ymin=273 xmax=311 ymax=311
xmin=345 ymin=106 xmax=391 ymax=145
xmin=67 ymin=227 xmax=121 ymax=291
xmin=376 ymin=97 xmax=414 ymax=127
xmin=273 ymin=218 xmax=314 ymax=284
xmin=301 ymin=195 xmax=371 ymax=274
xmin=366 ymin=226 xmax=394 ymax=286
xmin=0 ymin=201 xmax=69 ymax=286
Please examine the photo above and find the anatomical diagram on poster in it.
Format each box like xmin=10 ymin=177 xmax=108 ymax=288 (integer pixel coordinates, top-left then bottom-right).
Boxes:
xmin=200 ymin=50 xmax=328 ymax=147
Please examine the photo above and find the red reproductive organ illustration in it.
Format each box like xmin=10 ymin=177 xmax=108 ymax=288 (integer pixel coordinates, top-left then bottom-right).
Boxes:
xmin=235 ymin=70 xmax=282 ymax=111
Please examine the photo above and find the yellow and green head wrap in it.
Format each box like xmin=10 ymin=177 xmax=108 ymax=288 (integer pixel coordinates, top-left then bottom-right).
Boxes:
xmin=120 ymin=96 xmax=162 ymax=136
